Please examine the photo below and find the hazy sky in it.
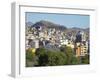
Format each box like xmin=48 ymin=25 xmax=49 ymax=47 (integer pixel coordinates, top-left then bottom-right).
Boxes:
xmin=26 ymin=12 xmax=90 ymax=28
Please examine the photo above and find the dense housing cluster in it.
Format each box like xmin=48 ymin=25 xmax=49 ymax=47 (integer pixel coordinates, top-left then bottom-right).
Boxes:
xmin=26 ymin=25 xmax=89 ymax=57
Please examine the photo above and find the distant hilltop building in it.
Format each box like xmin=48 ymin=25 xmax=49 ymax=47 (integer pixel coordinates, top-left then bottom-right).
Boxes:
xmin=75 ymin=31 xmax=86 ymax=43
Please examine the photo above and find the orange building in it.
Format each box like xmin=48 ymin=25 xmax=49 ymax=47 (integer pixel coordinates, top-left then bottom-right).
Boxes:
xmin=75 ymin=43 xmax=81 ymax=57
xmin=76 ymin=46 xmax=81 ymax=57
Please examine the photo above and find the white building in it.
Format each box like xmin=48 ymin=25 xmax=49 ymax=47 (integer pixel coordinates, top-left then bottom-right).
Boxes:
xmin=30 ymin=40 xmax=39 ymax=48
xmin=60 ymin=39 xmax=68 ymax=45
xmin=81 ymin=31 xmax=86 ymax=42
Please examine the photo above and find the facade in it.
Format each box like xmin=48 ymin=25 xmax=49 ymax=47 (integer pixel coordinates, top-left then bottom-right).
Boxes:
xmin=75 ymin=43 xmax=81 ymax=57
xmin=75 ymin=31 xmax=88 ymax=57
xmin=29 ymin=40 xmax=39 ymax=48
xmin=67 ymin=40 xmax=74 ymax=49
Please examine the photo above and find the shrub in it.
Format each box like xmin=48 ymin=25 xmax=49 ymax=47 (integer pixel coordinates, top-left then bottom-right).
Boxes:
xmin=35 ymin=48 xmax=67 ymax=66
xmin=60 ymin=46 xmax=75 ymax=64
xmin=47 ymin=50 xmax=67 ymax=66
xmin=26 ymin=48 xmax=36 ymax=61
xmin=81 ymin=54 xmax=89 ymax=64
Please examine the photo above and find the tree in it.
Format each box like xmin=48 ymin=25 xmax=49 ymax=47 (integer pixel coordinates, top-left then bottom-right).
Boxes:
xmin=60 ymin=45 xmax=82 ymax=65
xmin=35 ymin=48 xmax=48 ymax=66
xmin=66 ymin=46 xmax=74 ymax=64
xmin=35 ymin=47 xmax=46 ymax=55
xmin=35 ymin=48 xmax=67 ymax=66
xmin=81 ymin=54 xmax=89 ymax=64
xmin=26 ymin=48 xmax=36 ymax=61
xmin=26 ymin=48 xmax=36 ymax=67
xmin=47 ymin=50 xmax=67 ymax=66
xmin=60 ymin=46 xmax=75 ymax=64
xmin=71 ymin=56 xmax=80 ymax=65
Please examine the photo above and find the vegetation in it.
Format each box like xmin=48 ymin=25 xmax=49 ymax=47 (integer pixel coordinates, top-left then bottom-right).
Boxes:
xmin=81 ymin=54 xmax=89 ymax=64
xmin=26 ymin=46 xmax=89 ymax=67
xmin=26 ymin=48 xmax=36 ymax=67
xmin=35 ymin=48 xmax=67 ymax=66
xmin=26 ymin=48 xmax=36 ymax=61
xmin=60 ymin=45 xmax=80 ymax=65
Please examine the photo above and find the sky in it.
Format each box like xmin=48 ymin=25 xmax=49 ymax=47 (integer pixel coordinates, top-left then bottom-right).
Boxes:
xmin=26 ymin=12 xmax=90 ymax=28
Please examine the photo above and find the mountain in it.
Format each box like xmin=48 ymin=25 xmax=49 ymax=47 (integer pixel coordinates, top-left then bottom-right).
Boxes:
xmin=26 ymin=22 xmax=33 ymax=27
xmin=66 ymin=27 xmax=89 ymax=37
xmin=31 ymin=20 xmax=67 ymax=30
xmin=26 ymin=20 xmax=89 ymax=39
xmin=71 ymin=27 xmax=89 ymax=31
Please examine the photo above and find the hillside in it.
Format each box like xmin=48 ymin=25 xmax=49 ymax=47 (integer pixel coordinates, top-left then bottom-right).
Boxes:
xmin=26 ymin=20 xmax=89 ymax=39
